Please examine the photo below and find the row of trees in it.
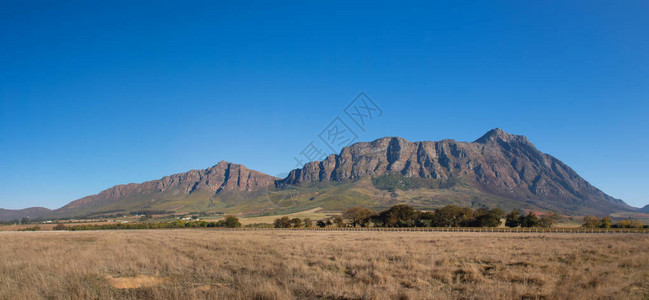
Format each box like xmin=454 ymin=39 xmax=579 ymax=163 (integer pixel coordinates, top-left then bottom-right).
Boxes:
xmin=274 ymin=217 xmax=315 ymax=228
xmin=582 ymin=216 xmax=645 ymax=229
xmin=504 ymin=210 xmax=559 ymax=228
xmin=64 ymin=215 xmax=242 ymax=231
xmin=273 ymin=205 xmax=562 ymax=229
xmin=344 ymin=205 xmax=559 ymax=228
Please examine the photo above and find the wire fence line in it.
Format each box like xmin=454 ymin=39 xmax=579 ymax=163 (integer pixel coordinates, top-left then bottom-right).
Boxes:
xmin=213 ymin=227 xmax=649 ymax=234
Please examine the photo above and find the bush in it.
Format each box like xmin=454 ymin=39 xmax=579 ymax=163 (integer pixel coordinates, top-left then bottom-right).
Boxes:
xmin=333 ymin=216 xmax=345 ymax=228
xmin=474 ymin=208 xmax=503 ymax=227
xmin=17 ymin=226 xmax=40 ymax=231
xmin=224 ymin=215 xmax=241 ymax=228
xmin=53 ymin=223 xmax=66 ymax=231
xmin=614 ymin=220 xmax=643 ymax=228
xmin=290 ymin=218 xmax=303 ymax=228
xmin=375 ymin=204 xmax=417 ymax=227
xmin=430 ymin=205 xmax=474 ymax=227
xmin=519 ymin=212 xmax=540 ymax=228
xmin=582 ymin=215 xmax=600 ymax=228
xmin=274 ymin=216 xmax=292 ymax=228
xmin=303 ymin=218 xmax=312 ymax=228
xmin=343 ymin=206 xmax=376 ymax=227
xmin=505 ymin=210 xmax=521 ymax=227
xmin=600 ymin=216 xmax=611 ymax=228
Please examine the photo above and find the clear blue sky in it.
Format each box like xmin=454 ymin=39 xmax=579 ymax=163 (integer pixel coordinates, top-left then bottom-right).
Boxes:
xmin=1 ymin=1 xmax=647 ymax=209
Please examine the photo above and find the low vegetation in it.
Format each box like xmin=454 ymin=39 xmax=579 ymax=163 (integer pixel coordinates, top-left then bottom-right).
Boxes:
xmin=63 ymin=215 xmax=241 ymax=231
xmin=275 ymin=205 xmax=564 ymax=229
xmin=0 ymin=230 xmax=647 ymax=299
xmin=582 ymin=215 xmax=645 ymax=229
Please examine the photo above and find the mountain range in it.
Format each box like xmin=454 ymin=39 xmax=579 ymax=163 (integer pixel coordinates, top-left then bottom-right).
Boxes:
xmin=0 ymin=129 xmax=640 ymax=221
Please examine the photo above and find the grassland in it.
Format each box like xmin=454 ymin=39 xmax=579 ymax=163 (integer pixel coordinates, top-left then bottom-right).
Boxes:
xmin=1 ymin=230 xmax=648 ymax=299
xmin=234 ymin=207 xmax=337 ymax=225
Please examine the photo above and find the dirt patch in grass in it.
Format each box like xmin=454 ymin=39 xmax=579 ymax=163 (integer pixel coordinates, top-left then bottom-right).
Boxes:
xmin=105 ymin=275 xmax=165 ymax=289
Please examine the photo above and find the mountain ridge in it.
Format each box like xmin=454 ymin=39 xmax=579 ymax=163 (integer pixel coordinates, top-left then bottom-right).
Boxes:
xmin=0 ymin=129 xmax=639 ymax=221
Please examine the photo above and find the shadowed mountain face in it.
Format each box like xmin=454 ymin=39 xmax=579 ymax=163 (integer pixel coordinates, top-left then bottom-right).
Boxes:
xmin=641 ymin=205 xmax=649 ymax=213
xmin=0 ymin=129 xmax=637 ymax=221
xmin=0 ymin=207 xmax=52 ymax=222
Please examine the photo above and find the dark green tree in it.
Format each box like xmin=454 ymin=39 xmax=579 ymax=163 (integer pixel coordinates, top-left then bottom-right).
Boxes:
xmin=505 ymin=210 xmax=521 ymax=227
xmin=290 ymin=218 xmax=303 ymax=228
xmin=274 ymin=216 xmax=292 ymax=228
xmin=343 ymin=206 xmax=377 ymax=227
xmin=224 ymin=215 xmax=241 ymax=228
xmin=520 ymin=212 xmax=540 ymax=227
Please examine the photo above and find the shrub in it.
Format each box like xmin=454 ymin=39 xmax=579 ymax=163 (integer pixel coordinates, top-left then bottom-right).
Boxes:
xmin=274 ymin=216 xmax=292 ymax=228
xmin=539 ymin=215 xmax=555 ymax=228
xmin=53 ymin=223 xmax=66 ymax=231
xmin=343 ymin=206 xmax=376 ymax=227
xmin=430 ymin=205 xmax=474 ymax=227
xmin=290 ymin=218 xmax=303 ymax=228
xmin=614 ymin=219 xmax=643 ymax=228
xmin=505 ymin=210 xmax=521 ymax=227
xmin=600 ymin=216 xmax=611 ymax=228
xmin=519 ymin=212 xmax=540 ymax=228
xmin=303 ymin=218 xmax=312 ymax=228
xmin=582 ymin=215 xmax=600 ymax=228
xmin=473 ymin=208 xmax=503 ymax=227
xmin=224 ymin=215 xmax=241 ymax=228
xmin=333 ymin=216 xmax=345 ymax=227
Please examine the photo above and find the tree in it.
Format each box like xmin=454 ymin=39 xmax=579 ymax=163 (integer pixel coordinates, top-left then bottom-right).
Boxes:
xmin=375 ymin=204 xmax=418 ymax=227
xmin=333 ymin=216 xmax=345 ymax=227
xmin=505 ymin=210 xmax=521 ymax=227
xmin=316 ymin=220 xmax=327 ymax=228
xmin=600 ymin=216 xmax=611 ymax=228
xmin=224 ymin=215 xmax=241 ymax=228
xmin=343 ymin=206 xmax=377 ymax=227
xmin=416 ymin=211 xmax=435 ymax=227
xmin=274 ymin=216 xmax=292 ymax=228
xmin=53 ymin=223 xmax=66 ymax=231
xmin=539 ymin=215 xmax=555 ymax=228
xmin=303 ymin=218 xmax=313 ymax=228
xmin=582 ymin=215 xmax=600 ymax=228
xmin=520 ymin=212 xmax=540 ymax=227
xmin=290 ymin=218 xmax=303 ymax=228
xmin=431 ymin=205 xmax=474 ymax=227
xmin=474 ymin=208 xmax=503 ymax=227
xmin=615 ymin=219 xmax=643 ymax=228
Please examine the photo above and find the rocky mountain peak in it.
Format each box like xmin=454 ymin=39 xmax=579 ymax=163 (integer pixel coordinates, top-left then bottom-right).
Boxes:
xmin=474 ymin=128 xmax=529 ymax=144
xmin=280 ymin=129 xmax=631 ymax=215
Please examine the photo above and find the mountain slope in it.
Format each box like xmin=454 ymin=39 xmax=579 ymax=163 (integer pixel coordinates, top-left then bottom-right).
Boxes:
xmin=50 ymin=161 xmax=277 ymax=218
xmin=641 ymin=205 xmax=649 ymax=213
xmin=0 ymin=207 xmax=52 ymax=222
xmin=281 ymin=129 xmax=631 ymax=215
xmin=0 ymin=129 xmax=637 ymax=220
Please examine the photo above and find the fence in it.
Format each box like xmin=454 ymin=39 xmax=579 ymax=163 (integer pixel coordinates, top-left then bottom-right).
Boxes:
xmin=214 ymin=227 xmax=649 ymax=234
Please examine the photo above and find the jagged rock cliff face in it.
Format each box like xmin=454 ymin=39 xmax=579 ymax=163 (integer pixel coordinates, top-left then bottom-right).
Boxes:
xmin=58 ymin=161 xmax=276 ymax=212
xmin=281 ymin=129 xmax=630 ymax=214
xmin=0 ymin=129 xmax=637 ymax=221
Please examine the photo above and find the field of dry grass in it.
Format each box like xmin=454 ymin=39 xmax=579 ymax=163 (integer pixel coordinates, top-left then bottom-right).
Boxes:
xmin=1 ymin=230 xmax=648 ymax=299
xmin=233 ymin=207 xmax=338 ymax=226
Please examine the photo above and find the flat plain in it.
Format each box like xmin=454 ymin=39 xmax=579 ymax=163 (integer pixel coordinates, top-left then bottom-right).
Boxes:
xmin=1 ymin=230 xmax=648 ymax=299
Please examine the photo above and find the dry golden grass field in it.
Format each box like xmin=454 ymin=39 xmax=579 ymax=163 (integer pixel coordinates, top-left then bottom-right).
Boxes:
xmin=1 ymin=230 xmax=648 ymax=300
